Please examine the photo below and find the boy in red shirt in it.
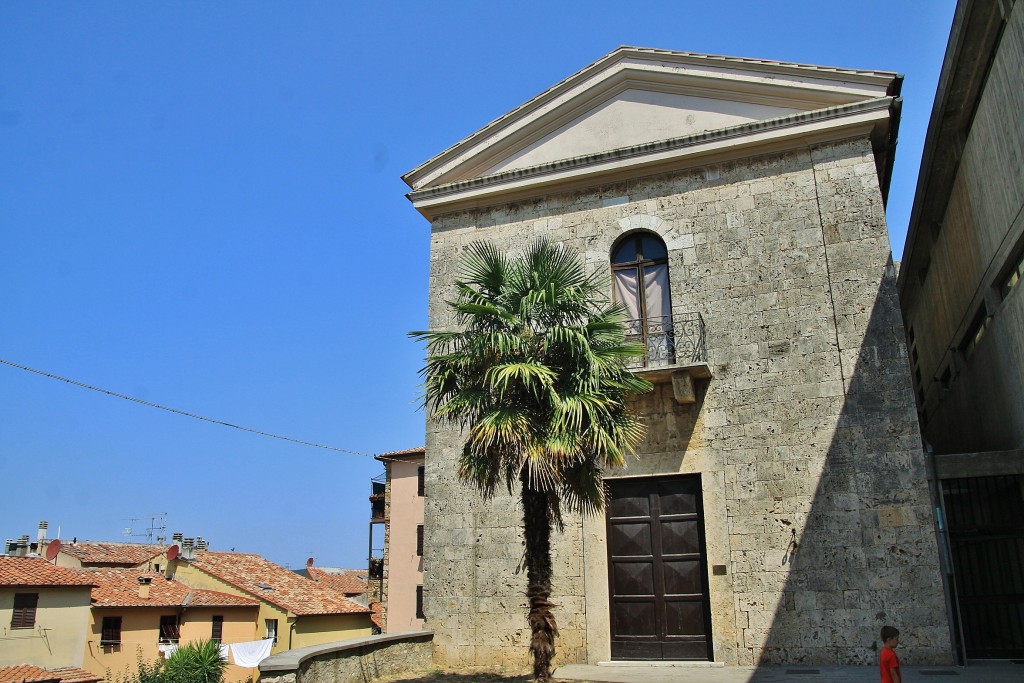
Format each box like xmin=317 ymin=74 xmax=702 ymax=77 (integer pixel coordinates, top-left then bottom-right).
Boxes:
xmin=880 ymin=625 xmax=901 ymax=683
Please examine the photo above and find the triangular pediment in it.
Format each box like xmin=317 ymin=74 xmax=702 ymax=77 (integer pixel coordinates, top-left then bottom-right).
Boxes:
xmin=484 ymin=88 xmax=804 ymax=176
xmin=404 ymin=47 xmax=901 ymax=218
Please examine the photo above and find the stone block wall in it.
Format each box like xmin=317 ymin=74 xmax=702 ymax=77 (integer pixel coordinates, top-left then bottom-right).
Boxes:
xmin=422 ymin=138 xmax=952 ymax=669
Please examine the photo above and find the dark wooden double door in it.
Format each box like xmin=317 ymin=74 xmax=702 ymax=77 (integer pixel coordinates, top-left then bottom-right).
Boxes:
xmin=606 ymin=475 xmax=712 ymax=660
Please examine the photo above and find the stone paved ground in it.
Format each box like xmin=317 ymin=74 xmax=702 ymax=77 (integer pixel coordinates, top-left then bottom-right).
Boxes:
xmin=380 ymin=661 xmax=1024 ymax=683
xmin=555 ymin=662 xmax=1024 ymax=683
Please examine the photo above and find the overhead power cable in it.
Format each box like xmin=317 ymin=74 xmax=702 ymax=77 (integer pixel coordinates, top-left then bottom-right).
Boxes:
xmin=0 ymin=357 xmax=374 ymax=458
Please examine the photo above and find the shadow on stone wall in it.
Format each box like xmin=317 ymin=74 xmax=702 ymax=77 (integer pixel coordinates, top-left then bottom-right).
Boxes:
xmin=753 ymin=271 xmax=952 ymax=666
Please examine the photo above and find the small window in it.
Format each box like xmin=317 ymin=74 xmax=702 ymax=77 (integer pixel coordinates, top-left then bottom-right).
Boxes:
xmin=1000 ymin=250 xmax=1024 ymax=300
xmin=415 ymin=585 xmax=425 ymax=620
xmin=159 ymin=615 xmax=180 ymax=643
xmin=417 ymin=466 xmax=425 ymax=497
xmin=961 ymin=307 xmax=990 ymax=359
xmin=101 ymin=616 xmax=122 ymax=646
xmin=265 ymin=618 xmax=278 ymax=645
xmin=416 ymin=524 xmax=424 ymax=557
xmin=211 ymin=615 xmax=224 ymax=643
xmin=11 ymin=593 xmax=38 ymax=629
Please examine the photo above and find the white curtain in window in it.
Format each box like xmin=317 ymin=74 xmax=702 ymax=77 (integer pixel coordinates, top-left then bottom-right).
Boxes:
xmin=613 ymin=269 xmax=641 ymax=321
xmin=643 ymin=264 xmax=672 ymax=324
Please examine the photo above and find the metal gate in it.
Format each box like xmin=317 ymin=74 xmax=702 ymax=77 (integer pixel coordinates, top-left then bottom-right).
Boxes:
xmin=941 ymin=474 xmax=1024 ymax=658
xmin=606 ymin=475 xmax=712 ymax=660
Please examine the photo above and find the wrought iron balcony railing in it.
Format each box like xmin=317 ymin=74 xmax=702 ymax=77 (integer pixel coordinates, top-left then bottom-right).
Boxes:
xmin=624 ymin=312 xmax=706 ymax=370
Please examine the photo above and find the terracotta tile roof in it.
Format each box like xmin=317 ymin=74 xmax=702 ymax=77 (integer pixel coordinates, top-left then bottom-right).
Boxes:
xmin=0 ymin=557 xmax=96 ymax=587
xmin=305 ymin=566 xmax=368 ymax=595
xmin=0 ymin=666 xmax=102 ymax=683
xmin=0 ymin=666 xmax=58 ymax=683
xmin=88 ymin=569 xmax=259 ymax=608
xmin=370 ymin=600 xmax=383 ymax=629
xmin=186 ymin=551 xmax=370 ymax=616
xmin=58 ymin=541 xmax=166 ymax=566
xmin=45 ymin=669 xmax=102 ymax=683
xmin=378 ymin=446 xmax=424 ymax=457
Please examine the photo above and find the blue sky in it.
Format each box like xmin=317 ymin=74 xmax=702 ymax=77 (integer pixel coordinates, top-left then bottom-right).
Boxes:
xmin=1 ymin=1 xmax=956 ymax=569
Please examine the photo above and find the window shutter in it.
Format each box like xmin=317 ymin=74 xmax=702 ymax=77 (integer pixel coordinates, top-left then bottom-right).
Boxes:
xmin=211 ymin=615 xmax=224 ymax=643
xmin=11 ymin=593 xmax=38 ymax=629
xmin=102 ymin=616 xmax=122 ymax=645
xmin=416 ymin=524 xmax=424 ymax=556
xmin=417 ymin=466 xmax=425 ymax=496
xmin=415 ymin=585 xmax=424 ymax=620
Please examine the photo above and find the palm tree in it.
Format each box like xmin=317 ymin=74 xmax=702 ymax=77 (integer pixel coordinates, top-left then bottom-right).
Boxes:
xmin=410 ymin=239 xmax=652 ymax=680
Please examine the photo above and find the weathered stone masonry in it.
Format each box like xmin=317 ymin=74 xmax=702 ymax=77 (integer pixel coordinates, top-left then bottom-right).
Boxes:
xmin=422 ymin=138 xmax=951 ymax=668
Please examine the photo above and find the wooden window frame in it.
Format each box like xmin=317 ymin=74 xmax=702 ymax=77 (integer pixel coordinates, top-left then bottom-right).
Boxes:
xmin=265 ymin=618 xmax=278 ymax=644
xmin=159 ymin=614 xmax=180 ymax=643
xmin=11 ymin=593 xmax=38 ymax=629
xmin=101 ymin=616 xmax=123 ymax=646
xmin=211 ymin=615 xmax=224 ymax=643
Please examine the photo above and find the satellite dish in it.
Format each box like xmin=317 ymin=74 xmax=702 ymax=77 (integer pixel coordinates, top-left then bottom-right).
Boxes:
xmin=167 ymin=544 xmax=180 ymax=561
xmin=306 ymin=557 xmax=315 ymax=568
xmin=45 ymin=539 xmax=62 ymax=561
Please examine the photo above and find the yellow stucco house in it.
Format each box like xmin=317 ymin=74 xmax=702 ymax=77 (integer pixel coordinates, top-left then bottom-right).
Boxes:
xmin=168 ymin=550 xmax=373 ymax=654
xmin=0 ymin=557 xmax=95 ymax=669
xmin=82 ymin=568 xmax=260 ymax=681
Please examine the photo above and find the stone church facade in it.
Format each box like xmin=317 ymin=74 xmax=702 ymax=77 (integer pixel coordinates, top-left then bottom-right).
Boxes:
xmin=403 ymin=48 xmax=952 ymax=668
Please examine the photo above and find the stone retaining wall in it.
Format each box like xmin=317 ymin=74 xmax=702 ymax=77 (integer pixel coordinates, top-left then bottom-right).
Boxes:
xmin=259 ymin=631 xmax=433 ymax=683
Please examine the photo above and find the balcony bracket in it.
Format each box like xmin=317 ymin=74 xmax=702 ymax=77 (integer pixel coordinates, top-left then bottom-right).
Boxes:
xmin=672 ymin=371 xmax=696 ymax=405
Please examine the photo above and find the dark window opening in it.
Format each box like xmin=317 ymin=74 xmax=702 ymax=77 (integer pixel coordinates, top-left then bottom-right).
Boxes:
xmin=11 ymin=593 xmax=38 ymax=629
xmin=1000 ymin=249 xmax=1024 ymax=300
xmin=265 ymin=618 xmax=278 ymax=644
xmin=159 ymin=615 xmax=180 ymax=643
xmin=961 ymin=307 xmax=990 ymax=359
xmin=415 ymin=585 xmax=425 ymax=620
xmin=417 ymin=466 xmax=425 ymax=497
xmin=416 ymin=524 xmax=424 ymax=557
xmin=211 ymin=615 xmax=223 ymax=643
xmin=101 ymin=616 xmax=122 ymax=646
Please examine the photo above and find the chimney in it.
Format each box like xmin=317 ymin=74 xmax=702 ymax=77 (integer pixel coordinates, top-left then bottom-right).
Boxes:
xmin=17 ymin=536 xmax=30 ymax=557
xmin=138 ymin=575 xmax=152 ymax=600
xmin=182 ymin=538 xmax=194 ymax=560
xmin=37 ymin=521 xmax=48 ymax=544
xmin=196 ymin=538 xmax=209 ymax=551
xmin=172 ymin=532 xmax=183 ymax=545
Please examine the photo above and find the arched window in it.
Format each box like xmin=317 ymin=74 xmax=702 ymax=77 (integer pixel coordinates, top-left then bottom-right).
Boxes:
xmin=611 ymin=232 xmax=675 ymax=368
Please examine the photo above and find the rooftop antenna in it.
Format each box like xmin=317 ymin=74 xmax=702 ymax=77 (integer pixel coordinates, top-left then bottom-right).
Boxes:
xmin=123 ymin=513 xmax=168 ymax=543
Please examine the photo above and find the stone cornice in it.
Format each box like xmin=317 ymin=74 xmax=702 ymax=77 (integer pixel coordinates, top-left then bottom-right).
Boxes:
xmin=407 ymin=97 xmax=895 ymax=220
xmin=403 ymin=46 xmax=900 ymax=194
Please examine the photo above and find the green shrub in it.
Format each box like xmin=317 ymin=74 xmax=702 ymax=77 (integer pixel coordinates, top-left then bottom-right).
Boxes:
xmin=164 ymin=639 xmax=228 ymax=683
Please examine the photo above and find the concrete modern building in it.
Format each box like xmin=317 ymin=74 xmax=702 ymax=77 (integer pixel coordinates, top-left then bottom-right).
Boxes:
xmin=897 ymin=0 xmax=1024 ymax=660
xmin=404 ymin=47 xmax=953 ymax=669
xmin=373 ymin=447 xmax=426 ymax=634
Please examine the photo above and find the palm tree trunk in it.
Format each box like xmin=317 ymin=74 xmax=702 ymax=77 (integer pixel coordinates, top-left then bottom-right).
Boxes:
xmin=521 ymin=474 xmax=557 ymax=681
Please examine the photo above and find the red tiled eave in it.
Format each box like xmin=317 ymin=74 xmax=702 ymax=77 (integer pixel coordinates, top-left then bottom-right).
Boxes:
xmin=0 ymin=557 xmax=96 ymax=587
xmin=184 ymin=551 xmax=370 ymax=616
xmin=87 ymin=569 xmax=258 ymax=608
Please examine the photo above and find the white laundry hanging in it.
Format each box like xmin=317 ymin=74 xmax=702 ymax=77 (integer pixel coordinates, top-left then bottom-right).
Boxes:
xmin=158 ymin=643 xmax=178 ymax=659
xmin=229 ymin=638 xmax=274 ymax=667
